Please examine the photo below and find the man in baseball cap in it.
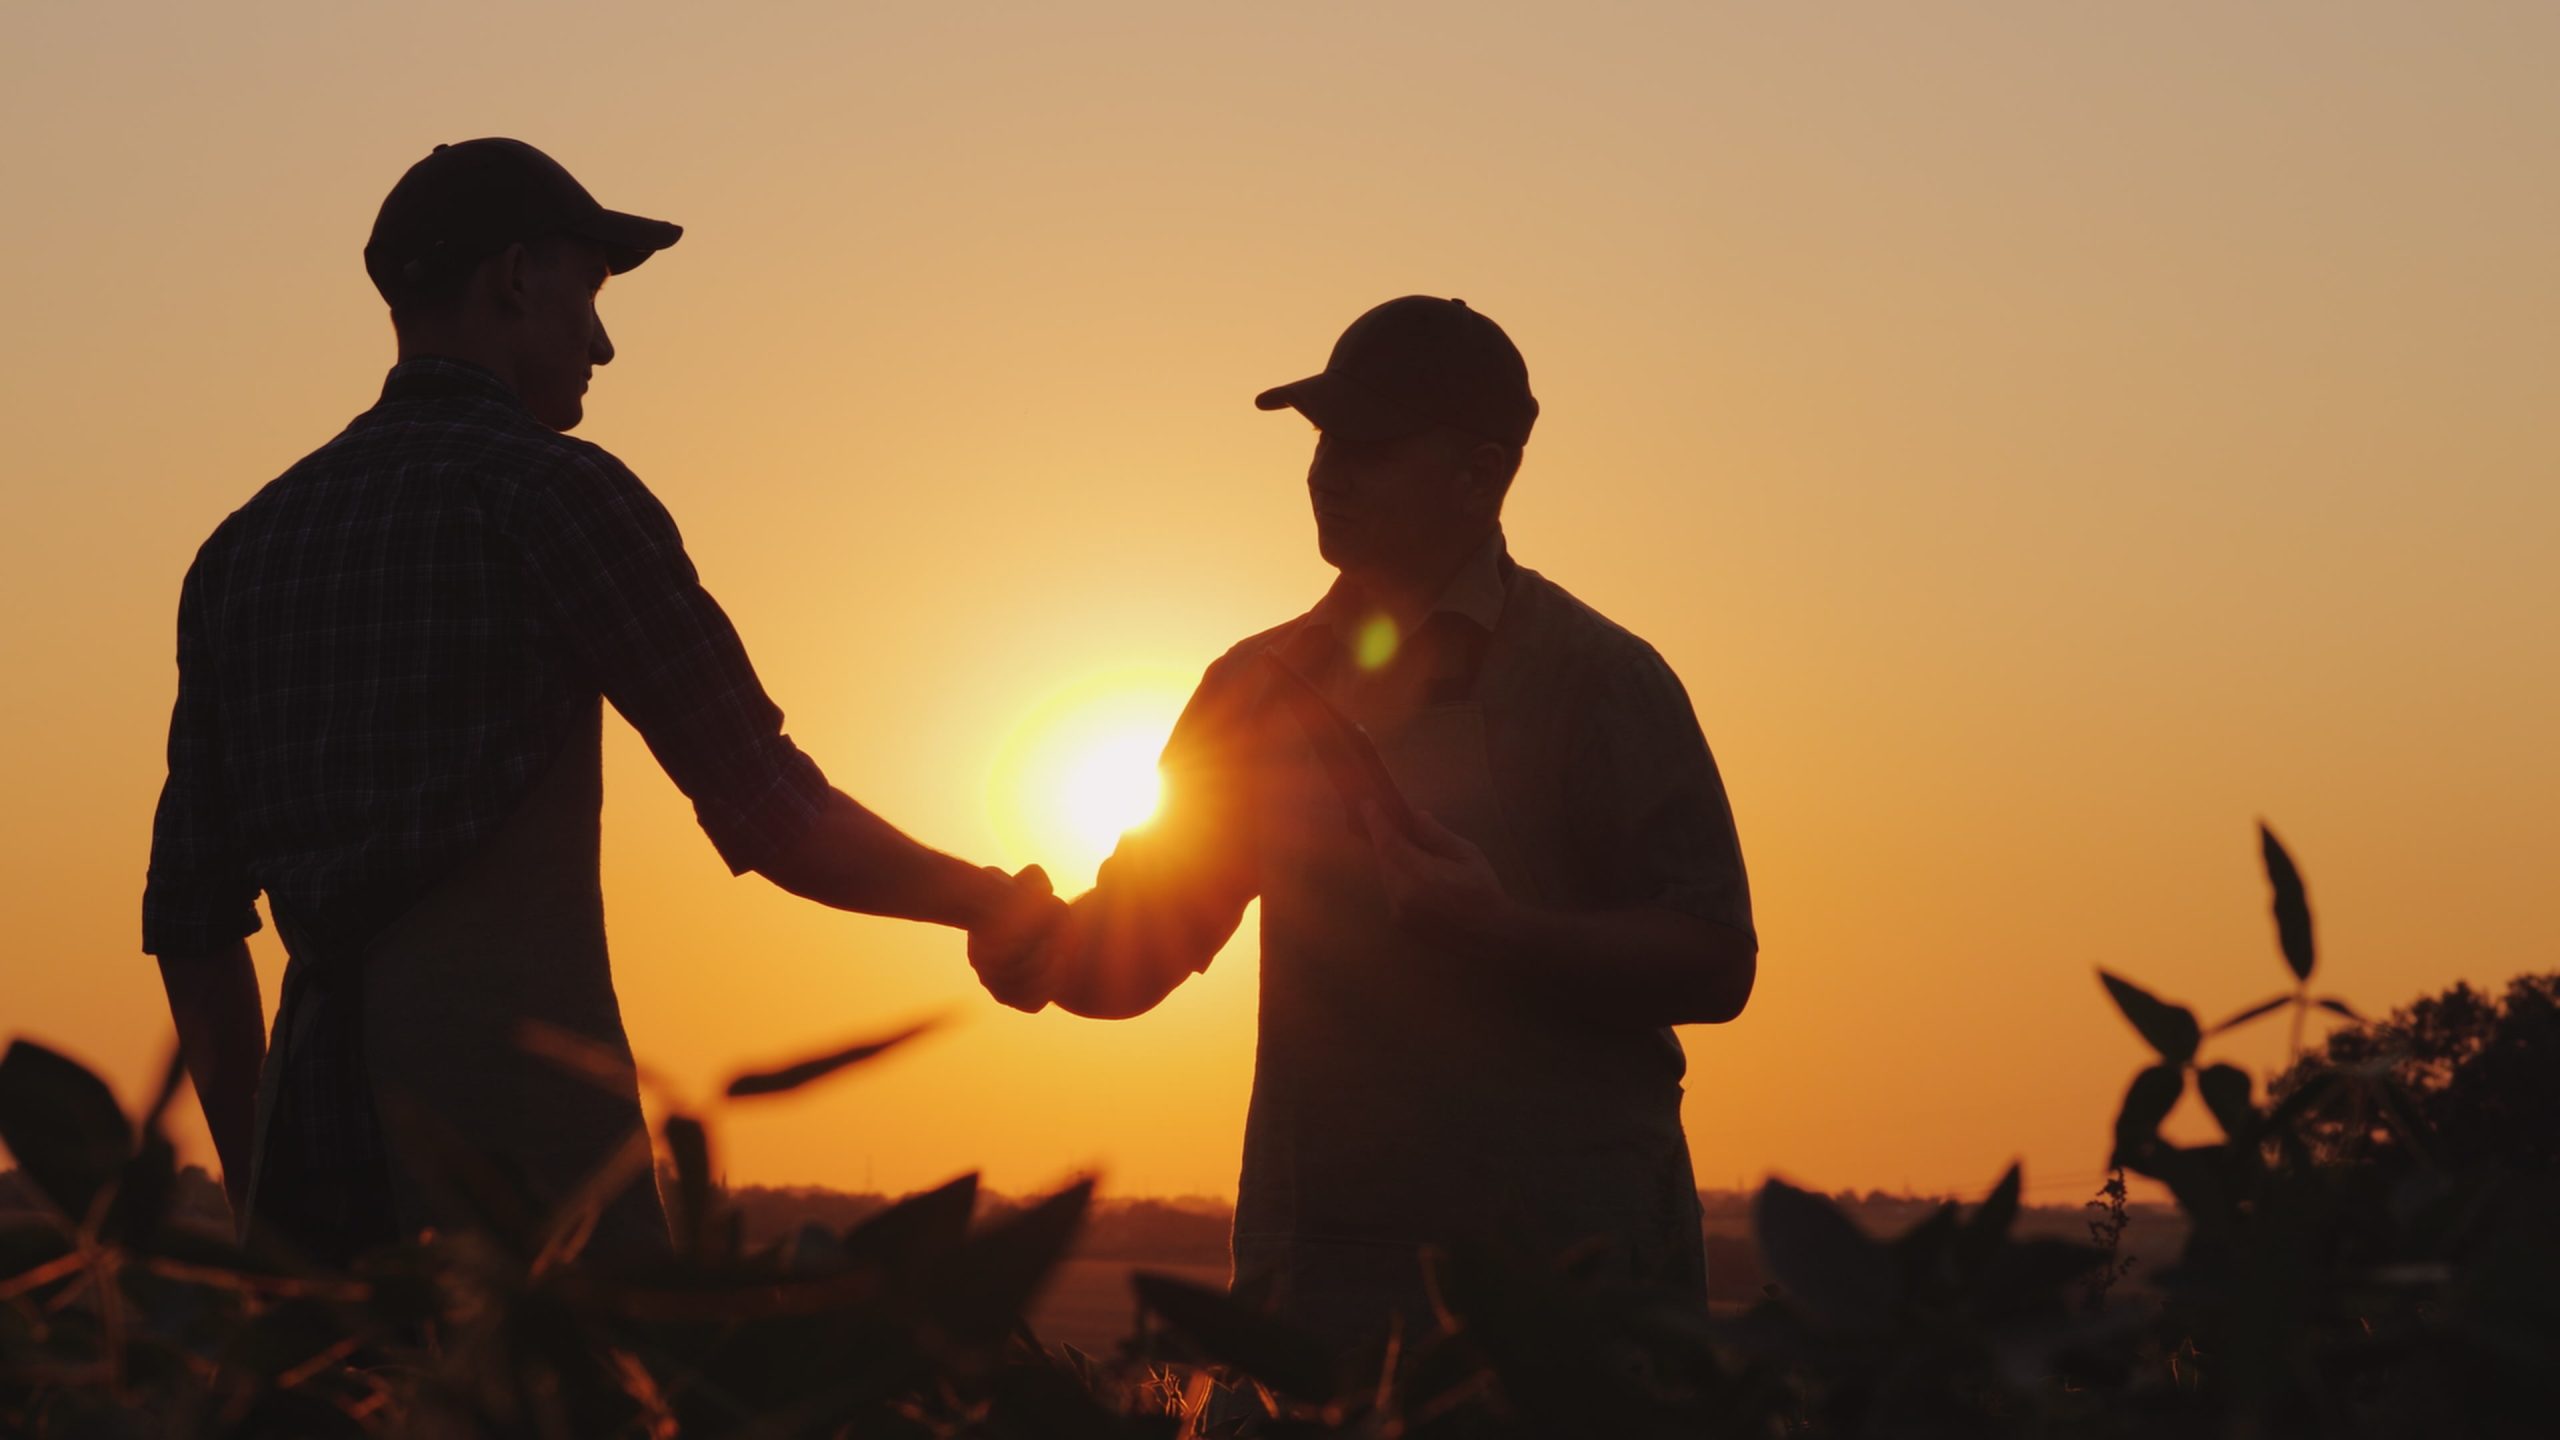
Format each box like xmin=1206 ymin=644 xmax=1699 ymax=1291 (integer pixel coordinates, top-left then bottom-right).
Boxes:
xmin=980 ymin=296 xmax=1760 ymax=1363
xmin=145 ymin=139 xmax=1061 ymax=1265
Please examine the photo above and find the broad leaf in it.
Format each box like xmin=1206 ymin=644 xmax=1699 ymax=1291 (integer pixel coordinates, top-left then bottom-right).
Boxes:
xmin=2112 ymin=1064 xmax=2184 ymax=1171
xmin=2196 ymin=1063 xmax=2255 ymax=1143
xmin=2211 ymin=994 xmax=2292 ymax=1035
xmin=921 ymin=1177 xmax=1093 ymax=1348
xmin=840 ymin=1172 xmax=979 ymax=1282
xmin=724 ymin=1019 xmax=936 ymax=1099
xmin=1960 ymin=1163 xmax=2024 ymax=1269
xmin=1424 ymin=1242 xmax=1649 ymax=1434
xmin=102 ymin=1131 xmax=178 ymax=1249
xmin=1754 ymin=1178 xmax=1897 ymax=1329
xmin=0 ymin=1040 xmax=134 ymax=1225
xmin=2099 ymin=972 xmax=2201 ymax=1065
xmin=2260 ymin=822 xmax=2316 ymax=981
xmin=2313 ymin=996 xmax=2365 ymax=1022
xmin=1133 ymin=1269 xmax=1336 ymax=1399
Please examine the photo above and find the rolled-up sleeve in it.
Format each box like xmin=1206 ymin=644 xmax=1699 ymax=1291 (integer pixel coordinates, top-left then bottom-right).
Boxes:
xmin=143 ymin=558 xmax=263 ymax=956
xmin=515 ymin=451 xmax=832 ymax=875
xmin=1571 ymin=642 xmax=1754 ymax=940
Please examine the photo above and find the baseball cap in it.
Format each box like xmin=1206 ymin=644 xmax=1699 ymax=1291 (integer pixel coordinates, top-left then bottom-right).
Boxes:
xmin=1255 ymin=296 xmax=1539 ymax=448
xmin=363 ymin=138 xmax=683 ymax=301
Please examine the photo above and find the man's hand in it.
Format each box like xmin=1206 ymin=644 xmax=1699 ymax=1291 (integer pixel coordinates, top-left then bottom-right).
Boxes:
xmin=1364 ymin=805 xmax=1515 ymax=948
xmin=1368 ymin=804 xmax=1758 ymax=1025
xmin=967 ymin=865 xmax=1067 ymax=1013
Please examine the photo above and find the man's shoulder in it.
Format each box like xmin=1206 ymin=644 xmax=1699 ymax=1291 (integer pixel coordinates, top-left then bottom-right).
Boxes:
xmin=1208 ymin=614 xmax=1317 ymax=672
xmin=1506 ymin=564 xmax=1669 ymax=677
xmin=192 ymin=407 xmax=644 ymax=591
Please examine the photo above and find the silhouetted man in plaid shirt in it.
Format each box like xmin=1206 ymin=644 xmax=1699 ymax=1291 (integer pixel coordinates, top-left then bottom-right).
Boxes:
xmin=143 ymin=139 xmax=1059 ymax=1263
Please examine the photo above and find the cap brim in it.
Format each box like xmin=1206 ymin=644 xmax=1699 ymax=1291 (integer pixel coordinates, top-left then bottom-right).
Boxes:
xmin=570 ymin=208 xmax=684 ymax=274
xmin=1253 ymin=372 xmax=1427 ymax=442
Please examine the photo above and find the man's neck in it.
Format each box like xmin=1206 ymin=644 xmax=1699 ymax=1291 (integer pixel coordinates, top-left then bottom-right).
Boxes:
xmin=395 ymin=334 xmax=520 ymax=398
xmin=1343 ymin=528 xmax=1501 ymax=630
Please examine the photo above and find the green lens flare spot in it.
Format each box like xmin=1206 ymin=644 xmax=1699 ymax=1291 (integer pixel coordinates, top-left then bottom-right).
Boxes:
xmin=1354 ymin=614 xmax=1400 ymax=672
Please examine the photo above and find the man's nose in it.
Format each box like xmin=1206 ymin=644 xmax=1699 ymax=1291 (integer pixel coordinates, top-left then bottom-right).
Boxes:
xmin=590 ymin=318 xmax=615 ymax=368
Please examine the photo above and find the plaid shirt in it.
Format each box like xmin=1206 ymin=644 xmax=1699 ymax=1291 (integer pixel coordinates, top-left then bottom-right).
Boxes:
xmin=143 ymin=356 xmax=833 ymax=961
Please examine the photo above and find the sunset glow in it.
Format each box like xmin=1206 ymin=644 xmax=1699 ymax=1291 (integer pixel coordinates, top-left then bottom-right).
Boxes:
xmin=2 ymin=1 xmax=2553 ymax=1211
xmin=986 ymin=670 xmax=1192 ymax=893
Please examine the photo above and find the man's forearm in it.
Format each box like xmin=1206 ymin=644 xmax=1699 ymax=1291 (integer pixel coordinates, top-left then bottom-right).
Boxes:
xmin=755 ymin=788 xmax=1009 ymax=928
xmin=155 ymin=941 xmax=265 ymax=1212
xmin=1040 ymin=885 xmax=1226 ymax=1019
xmin=1473 ymin=901 xmax=1757 ymax=1028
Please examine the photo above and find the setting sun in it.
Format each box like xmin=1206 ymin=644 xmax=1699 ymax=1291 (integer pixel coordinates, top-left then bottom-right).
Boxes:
xmin=1056 ymin=729 xmax=1163 ymax=854
xmin=985 ymin=667 xmax=1196 ymax=892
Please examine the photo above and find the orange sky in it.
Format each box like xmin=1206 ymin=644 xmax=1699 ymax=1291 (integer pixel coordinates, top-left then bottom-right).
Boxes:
xmin=4 ymin=3 xmax=2555 ymax=1209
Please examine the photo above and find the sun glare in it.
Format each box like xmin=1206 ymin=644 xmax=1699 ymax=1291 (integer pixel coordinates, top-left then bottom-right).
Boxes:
xmin=986 ymin=668 xmax=1194 ymax=892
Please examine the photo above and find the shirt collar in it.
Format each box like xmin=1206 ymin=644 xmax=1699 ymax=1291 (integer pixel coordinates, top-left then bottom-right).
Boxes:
xmin=377 ymin=356 xmax=526 ymax=410
xmin=1308 ymin=530 xmax=1512 ymax=637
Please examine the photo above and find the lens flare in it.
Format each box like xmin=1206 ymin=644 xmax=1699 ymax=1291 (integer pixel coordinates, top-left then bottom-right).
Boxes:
xmin=1354 ymin=613 xmax=1399 ymax=671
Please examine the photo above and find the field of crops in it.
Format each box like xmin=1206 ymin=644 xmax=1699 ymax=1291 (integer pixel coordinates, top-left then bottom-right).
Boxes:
xmin=5 ymin=829 xmax=2554 ymax=1436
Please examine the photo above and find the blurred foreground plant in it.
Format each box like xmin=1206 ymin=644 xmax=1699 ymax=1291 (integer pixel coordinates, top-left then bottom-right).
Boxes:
xmin=6 ymin=825 xmax=2557 ymax=1436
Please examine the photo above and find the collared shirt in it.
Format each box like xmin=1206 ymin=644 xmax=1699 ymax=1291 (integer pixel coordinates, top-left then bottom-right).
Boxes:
xmin=1108 ymin=528 xmax=1755 ymax=969
xmin=143 ymin=357 xmax=833 ymax=960
xmin=1092 ymin=531 xmax=1751 ymax=1291
xmin=1299 ymin=532 xmax=1510 ymax=717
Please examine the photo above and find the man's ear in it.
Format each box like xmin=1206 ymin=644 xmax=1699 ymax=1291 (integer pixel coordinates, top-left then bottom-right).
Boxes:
xmin=1459 ymin=440 xmax=1513 ymax=518
xmin=488 ymin=241 xmax=537 ymax=316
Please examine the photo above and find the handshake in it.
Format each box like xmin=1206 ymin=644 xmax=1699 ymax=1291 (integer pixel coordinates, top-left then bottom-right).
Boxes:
xmin=964 ymin=864 xmax=1074 ymax=1013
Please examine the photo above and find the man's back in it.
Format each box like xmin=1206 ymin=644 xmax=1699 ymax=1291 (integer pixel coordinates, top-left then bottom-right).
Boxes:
xmin=145 ymin=356 xmax=826 ymax=964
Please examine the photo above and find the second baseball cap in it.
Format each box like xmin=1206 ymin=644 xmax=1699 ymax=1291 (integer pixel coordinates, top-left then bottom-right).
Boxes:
xmin=1255 ymin=296 xmax=1538 ymax=448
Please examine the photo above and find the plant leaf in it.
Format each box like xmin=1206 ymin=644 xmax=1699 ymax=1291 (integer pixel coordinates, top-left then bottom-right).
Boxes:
xmin=2112 ymin=1064 xmax=2185 ymax=1172
xmin=662 ymin=1113 xmax=716 ymax=1260
xmin=1134 ymin=1269 xmax=1336 ymax=1399
xmin=1966 ymin=1165 xmax=2022 ymax=1244
xmin=840 ymin=1172 xmax=979 ymax=1283
xmin=1754 ymin=1178 xmax=1898 ymax=1330
xmin=723 ymin=1019 xmax=937 ymax=1099
xmin=2313 ymin=997 xmax=2365 ymax=1022
xmin=0 ymin=1040 xmax=134 ymax=1226
xmin=517 ymin=1019 xmax=643 ymax=1096
xmin=2260 ymin=822 xmax=2316 ymax=982
xmin=2099 ymin=972 xmax=2201 ymax=1065
xmin=2196 ymin=1063 xmax=2255 ymax=1143
xmin=919 ymin=1177 xmax=1093 ymax=1350
xmin=2210 ymin=994 xmax=2293 ymax=1035
xmin=1954 ymin=1164 xmax=2022 ymax=1277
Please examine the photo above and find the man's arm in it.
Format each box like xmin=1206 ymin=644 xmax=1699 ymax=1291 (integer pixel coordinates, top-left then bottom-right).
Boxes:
xmin=1365 ymin=632 xmax=1758 ymax=1029
xmin=971 ymin=654 xmax=1263 ymax=1017
xmin=144 ymin=554 xmax=270 ymax=1218
xmin=514 ymin=453 xmax=1058 ymax=947
xmin=1367 ymin=808 xmax=1756 ymax=1026
xmin=1034 ymin=875 xmax=1248 ymax=1019
xmin=754 ymin=786 xmax=1046 ymax=931
xmin=154 ymin=942 xmax=264 ymax=1217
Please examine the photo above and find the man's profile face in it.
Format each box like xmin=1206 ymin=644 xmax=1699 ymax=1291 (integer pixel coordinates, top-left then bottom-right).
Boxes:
xmin=513 ymin=237 xmax=616 ymax=431
xmin=1306 ymin=427 xmax=1476 ymax=575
